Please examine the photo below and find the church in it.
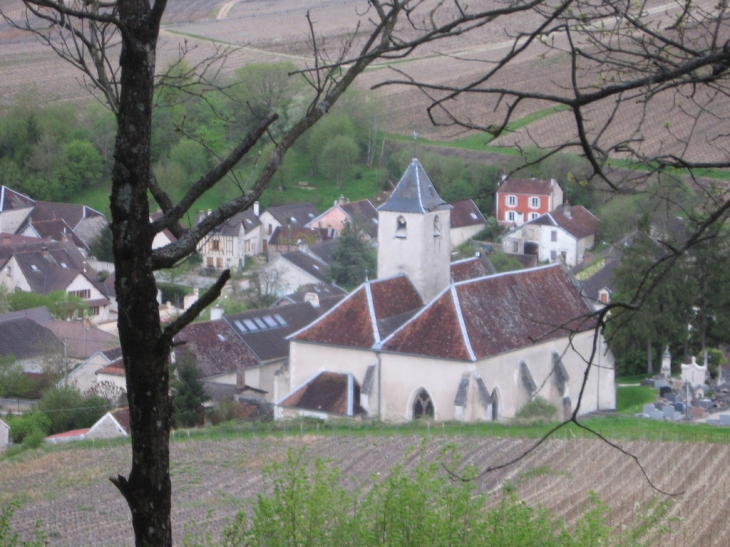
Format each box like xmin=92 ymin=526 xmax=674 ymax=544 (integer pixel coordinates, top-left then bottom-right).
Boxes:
xmin=276 ymin=159 xmax=615 ymax=422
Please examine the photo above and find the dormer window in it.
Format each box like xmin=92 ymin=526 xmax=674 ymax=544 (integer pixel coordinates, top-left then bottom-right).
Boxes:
xmin=433 ymin=215 xmax=441 ymax=237
xmin=506 ymin=195 xmax=517 ymax=206
xmin=395 ymin=216 xmax=407 ymax=238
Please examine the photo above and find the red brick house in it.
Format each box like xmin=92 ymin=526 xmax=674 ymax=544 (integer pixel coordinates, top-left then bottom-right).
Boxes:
xmin=495 ymin=177 xmax=563 ymax=226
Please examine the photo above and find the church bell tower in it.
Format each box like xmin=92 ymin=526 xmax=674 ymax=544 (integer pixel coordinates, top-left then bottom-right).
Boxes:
xmin=377 ymin=158 xmax=452 ymax=303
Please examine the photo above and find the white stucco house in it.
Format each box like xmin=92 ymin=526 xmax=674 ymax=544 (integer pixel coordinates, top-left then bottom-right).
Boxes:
xmin=502 ymin=204 xmax=599 ymax=268
xmin=277 ymin=159 xmax=615 ymax=422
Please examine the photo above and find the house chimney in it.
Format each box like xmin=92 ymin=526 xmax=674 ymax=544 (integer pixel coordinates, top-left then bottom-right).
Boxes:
xmin=253 ymin=201 xmax=260 ymax=216
xmin=338 ymin=194 xmax=346 ymax=205
xmin=207 ymin=209 xmax=212 ymax=216
xmin=210 ymin=306 xmax=224 ymax=321
xmin=564 ymin=202 xmax=572 ymax=219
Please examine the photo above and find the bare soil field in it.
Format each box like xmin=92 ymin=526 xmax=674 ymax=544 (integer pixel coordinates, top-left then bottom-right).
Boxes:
xmin=3 ymin=433 xmax=730 ymax=547
xmin=4 ymin=0 xmax=725 ymax=159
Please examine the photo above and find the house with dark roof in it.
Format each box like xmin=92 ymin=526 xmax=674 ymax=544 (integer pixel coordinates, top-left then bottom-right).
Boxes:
xmin=495 ymin=177 xmax=563 ymax=226
xmin=307 ymin=196 xmax=380 ymax=239
xmin=224 ymin=300 xmax=340 ymax=401
xmin=0 ymin=317 xmax=64 ymax=372
xmin=263 ymin=248 xmax=331 ymax=296
xmin=0 ymin=236 xmax=116 ymax=322
xmin=173 ymin=319 xmax=258 ymax=400
xmin=449 ymin=199 xmax=486 ymax=246
xmin=195 ymin=204 xmax=262 ymax=271
xmin=278 ymin=159 xmax=615 ymax=422
xmin=66 ymin=346 xmax=123 ymax=393
xmin=258 ymin=202 xmax=320 ymax=252
xmin=502 ymin=204 xmax=600 ymax=267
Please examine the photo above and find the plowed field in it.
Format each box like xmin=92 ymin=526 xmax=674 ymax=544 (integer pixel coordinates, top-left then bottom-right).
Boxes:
xmin=3 ymin=433 xmax=730 ymax=547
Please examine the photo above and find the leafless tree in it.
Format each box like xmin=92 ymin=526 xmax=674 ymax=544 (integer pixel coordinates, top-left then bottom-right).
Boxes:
xmin=0 ymin=1 xmax=549 ymax=545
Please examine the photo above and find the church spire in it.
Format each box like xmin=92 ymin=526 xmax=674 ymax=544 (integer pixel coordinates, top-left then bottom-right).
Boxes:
xmin=378 ymin=158 xmax=450 ymax=214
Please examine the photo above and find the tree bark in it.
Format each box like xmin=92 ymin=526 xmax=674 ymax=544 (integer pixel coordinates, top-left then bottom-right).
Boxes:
xmin=646 ymin=339 xmax=653 ymax=376
xmin=108 ymin=2 xmax=173 ymax=546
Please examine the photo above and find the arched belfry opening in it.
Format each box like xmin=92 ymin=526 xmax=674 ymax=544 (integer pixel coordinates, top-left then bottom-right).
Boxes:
xmin=433 ymin=215 xmax=441 ymax=237
xmin=413 ymin=389 xmax=434 ymax=419
xmin=395 ymin=216 xmax=407 ymax=238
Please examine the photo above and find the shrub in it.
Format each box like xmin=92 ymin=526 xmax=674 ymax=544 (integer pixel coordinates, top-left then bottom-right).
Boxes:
xmin=0 ymin=502 xmax=45 ymax=547
xmin=5 ymin=413 xmax=51 ymax=444
xmin=34 ymin=385 xmax=109 ymax=434
xmin=516 ymin=396 xmax=558 ymax=421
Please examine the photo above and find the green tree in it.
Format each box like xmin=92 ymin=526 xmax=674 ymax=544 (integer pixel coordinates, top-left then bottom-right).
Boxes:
xmin=8 ymin=290 xmax=87 ymax=319
xmin=171 ymin=356 xmax=208 ymax=428
xmin=34 ymin=385 xmax=110 ymax=434
xmin=61 ymin=139 xmax=104 ymax=193
xmin=306 ymin=114 xmax=357 ymax=175
xmin=0 ymin=355 xmax=32 ymax=398
xmin=489 ymin=251 xmax=524 ymax=273
xmin=89 ymin=224 xmax=115 ymax=262
xmin=328 ymin=221 xmax=376 ymax=289
xmin=318 ymin=135 xmax=359 ymax=189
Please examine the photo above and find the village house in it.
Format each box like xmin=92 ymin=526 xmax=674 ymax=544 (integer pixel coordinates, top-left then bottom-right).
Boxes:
xmin=307 ymin=196 xmax=380 ymax=239
xmin=195 ymin=204 xmax=262 ymax=271
xmin=495 ymin=177 xmax=563 ymax=226
xmin=0 ymin=316 xmax=64 ymax=373
xmin=0 ymin=236 xmax=117 ymax=322
xmin=258 ymin=202 xmax=320 ymax=253
xmin=277 ymin=159 xmax=615 ymax=421
xmin=502 ymin=204 xmax=600 ymax=268
xmin=66 ymin=346 xmax=123 ymax=393
xmin=449 ymin=199 xmax=487 ymax=246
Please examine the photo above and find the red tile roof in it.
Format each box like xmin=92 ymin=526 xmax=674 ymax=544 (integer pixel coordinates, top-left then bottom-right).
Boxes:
xmin=98 ymin=357 xmax=125 ymax=376
xmin=450 ymin=256 xmax=494 ymax=282
xmin=381 ymin=264 xmax=595 ymax=361
xmin=290 ymin=274 xmax=423 ymax=348
xmin=497 ymin=178 xmax=556 ymax=196
xmin=46 ymin=428 xmax=90 ymax=440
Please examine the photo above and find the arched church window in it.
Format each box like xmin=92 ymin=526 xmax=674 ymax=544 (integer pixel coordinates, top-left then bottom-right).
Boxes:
xmin=433 ymin=215 xmax=441 ymax=237
xmin=395 ymin=216 xmax=407 ymax=238
xmin=413 ymin=389 xmax=434 ymax=419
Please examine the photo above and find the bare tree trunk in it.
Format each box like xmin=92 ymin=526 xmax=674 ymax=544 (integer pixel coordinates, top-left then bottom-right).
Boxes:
xmin=107 ymin=2 xmax=173 ymax=546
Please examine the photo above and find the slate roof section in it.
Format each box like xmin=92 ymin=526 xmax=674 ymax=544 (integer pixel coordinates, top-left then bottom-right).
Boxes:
xmin=527 ymin=205 xmax=599 ymax=240
xmin=265 ymin=202 xmax=320 ymax=228
xmin=225 ymin=302 xmax=325 ymax=363
xmin=380 ymin=264 xmax=596 ymax=361
xmin=340 ymin=199 xmax=379 ymax=238
xmin=23 ymin=219 xmax=88 ymax=250
xmin=450 ymin=256 xmax=495 ymax=282
xmin=44 ymin=320 xmax=119 ymax=359
xmin=290 ymin=274 xmax=423 ymax=348
xmin=498 ymin=177 xmax=555 ymax=196
xmin=175 ymin=319 xmax=258 ymax=379
xmin=378 ymin=158 xmax=451 ymax=214
xmin=450 ymin=199 xmax=486 ymax=228
xmin=308 ymin=239 xmax=339 ymax=266
xmin=0 ymin=186 xmax=35 ymax=212
xmin=0 ymin=317 xmax=63 ymax=363
xmin=269 ymin=226 xmax=321 ymax=246
xmin=29 ymin=201 xmax=104 ymax=230
xmin=280 ymin=250 xmax=329 ymax=282
xmin=109 ymin=407 xmax=131 ymax=434
xmin=279 ymin=371 xmax=364 ymax=416
xmin=0 ymin=306 xmax=53 ymax=325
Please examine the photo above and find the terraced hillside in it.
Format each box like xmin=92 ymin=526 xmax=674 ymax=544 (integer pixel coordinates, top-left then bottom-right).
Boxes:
xmin=3 ymin=433 xmax=730 ymax=547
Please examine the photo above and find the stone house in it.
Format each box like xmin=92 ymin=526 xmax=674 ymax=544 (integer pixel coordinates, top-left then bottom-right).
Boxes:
xmin=258 ymin=202 xmax=319 ymax=253
xmin=449 ymin=199 xmax=486 ymax=247
xmin=502 ymin=204 xmax=599 ymax=268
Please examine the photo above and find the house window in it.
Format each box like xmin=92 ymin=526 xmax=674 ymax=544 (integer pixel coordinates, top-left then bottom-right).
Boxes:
xmin=268 ymin=224 xmax=273 ymax=235
xmin=512 ymin=240 xmax=519 ymax=253
xmin=506 ymin=211 xmax=515 ymax=222
xmin=433 ymin=215 xmax=441 ymax=237
xmin=206 ymin=257 xmax=214 ymax=267
xmin=550 ymin=250 xmax=557 ymax=261
xmin=551 ymin=230 xmax=558 ymax=242
xmin=216 ymin=257 xmax=224 ymax=269
xmin=506 ymin=195 xmax=517 ymax=206
xmin=69 ymin=289 xmax=90 ymax=299
xmin=395 ymin=216 xmax=407 ymax=238
xmin=530 ymin=197 xmax=540 ymax=208
xmin=90 ymin=306 xmax=100 ymax=316
xmin=599 ymin=290 xmax=610 ymax=304
xmin=210 ymin=239 xmax=220 ymax=251
xmin=529 ymin=212 xmax=539 ymax=220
